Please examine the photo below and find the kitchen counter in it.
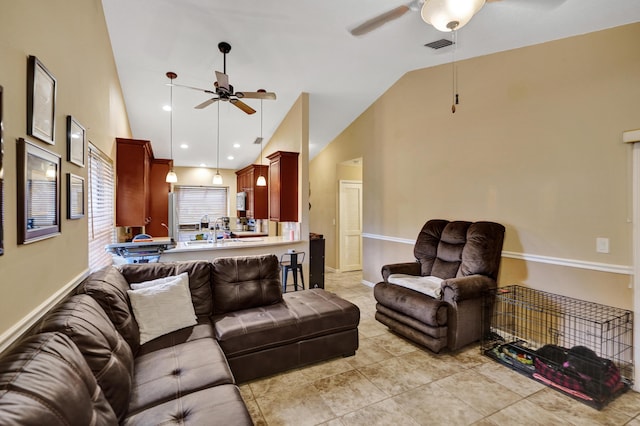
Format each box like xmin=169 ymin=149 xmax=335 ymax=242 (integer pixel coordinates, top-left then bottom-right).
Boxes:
xmin=159 ymin=236 xmax=308 ymax=264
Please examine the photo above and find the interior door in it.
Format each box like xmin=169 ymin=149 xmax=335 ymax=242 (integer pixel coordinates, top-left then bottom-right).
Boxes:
xmin=339 ymin=180 xmax=363 ymax=271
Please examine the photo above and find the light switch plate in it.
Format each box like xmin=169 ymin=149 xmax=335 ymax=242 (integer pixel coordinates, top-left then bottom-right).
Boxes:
xmin=596 ymin=237 xmax=609 ymax=254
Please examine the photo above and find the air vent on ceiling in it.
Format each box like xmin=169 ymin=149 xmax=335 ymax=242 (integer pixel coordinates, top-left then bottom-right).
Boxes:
xmin=424 ymin=39 xmax=454 ymax=50
xmin=253 ymin=137 xmax=263 ymax=145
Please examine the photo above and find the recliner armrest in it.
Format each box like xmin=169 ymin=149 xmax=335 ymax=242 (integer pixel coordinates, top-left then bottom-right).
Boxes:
xmin=442 ymin=275 xmax=496 ymax=302
xmin=381 ymin=262 xmax=421 ymax=281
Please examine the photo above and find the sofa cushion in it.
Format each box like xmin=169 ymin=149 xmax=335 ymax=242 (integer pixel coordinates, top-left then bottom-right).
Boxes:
xmin=123 ymin=384 xmax=252 ymax=426
xmin=38 ymin=294 xmax=134 ymax=421
xmin=0 ymin=332 xmax=118 ymax=425
xmin=77 ymin=266 xmax=141 ymax=353
xmin=129 ymin=272 xmax=188 ymax=289
xmin=211 ymin=254 xmax=282 ymax=314
xmin=136 ymin=316 xmax=215 ymax=356
xmin=118 ymin=260 xmax=213 ymax=316
xmin=213 ymin=289 xmax=360 ymax=357
xmin=127 ymin=337 xmax=235 ymax=415
xmin=127 ymin=273 xmax=197 ymax=344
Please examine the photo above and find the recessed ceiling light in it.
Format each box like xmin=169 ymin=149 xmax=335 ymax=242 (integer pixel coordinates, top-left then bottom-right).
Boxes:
xmin=162 ymin=105 xmax=171 ymax=112
xmin=180 ymin=143 xmax=188 ymax=149
xmin=227 ymin=155 xmax=234 ymax=160
xmin=233 ymin=143 xmax=240 ymax=148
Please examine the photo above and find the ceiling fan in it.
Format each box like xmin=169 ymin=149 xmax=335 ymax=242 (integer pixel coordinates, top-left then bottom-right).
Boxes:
xmin=350 ymin=0 xmax=501 ymax=35
xmin=171 ymin=42 xmax=276 ymax=115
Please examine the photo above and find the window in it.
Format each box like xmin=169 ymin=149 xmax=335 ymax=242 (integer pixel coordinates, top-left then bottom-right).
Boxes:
xmin=87 ymin=143 xmax=115 ymax=271
xmin=174 ymin=186 xmax=228 ymax=224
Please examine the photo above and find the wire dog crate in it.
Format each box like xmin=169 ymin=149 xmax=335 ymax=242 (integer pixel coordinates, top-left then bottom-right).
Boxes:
xmin=482 ymin=285 xmax=633 ymax=409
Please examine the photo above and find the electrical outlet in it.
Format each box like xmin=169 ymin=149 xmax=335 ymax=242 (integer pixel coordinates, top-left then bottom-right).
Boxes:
xmin=596 ymin=237 xmax=609 ymax=254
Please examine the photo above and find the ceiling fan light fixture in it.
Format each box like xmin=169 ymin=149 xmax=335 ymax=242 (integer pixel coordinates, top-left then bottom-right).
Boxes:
xmin=421 ymin=0 xmax=486 ymax=32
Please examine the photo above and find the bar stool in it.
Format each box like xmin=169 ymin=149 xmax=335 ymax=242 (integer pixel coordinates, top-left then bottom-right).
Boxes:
xmin=280 ymin=251 xmax=305 ymax=293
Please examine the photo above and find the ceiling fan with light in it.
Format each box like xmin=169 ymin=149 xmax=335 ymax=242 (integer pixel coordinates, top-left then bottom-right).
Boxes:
xmin=171 ymin=42 xmax=276 ymax=115
xmin=350 ymin=0 xmax=508 ymax=35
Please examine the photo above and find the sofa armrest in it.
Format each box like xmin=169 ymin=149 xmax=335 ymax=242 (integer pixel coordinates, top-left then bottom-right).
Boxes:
xmin=381 ymin=262 xmax=421 ymax=281
xmin=441 ymin=275 xmax=496 ymax=302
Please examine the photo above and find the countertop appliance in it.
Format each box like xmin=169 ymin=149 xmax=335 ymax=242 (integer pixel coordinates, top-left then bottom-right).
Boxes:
xmin=106 ymin=234 xmax=175 ymax=264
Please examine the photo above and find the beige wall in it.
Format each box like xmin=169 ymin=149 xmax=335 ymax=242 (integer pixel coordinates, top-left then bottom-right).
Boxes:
xmin=0 ymin=1 xmax=130 ymax=337
xmin=309 ymin=118 xmax=368 ymax=270
xmin=310 ymin=24 xmax=640 ymax=309
xmin=261 ymin=93 xmax=310 ymax=238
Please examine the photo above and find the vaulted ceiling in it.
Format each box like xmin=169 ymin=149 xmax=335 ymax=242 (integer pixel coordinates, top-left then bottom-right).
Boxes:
xmin=102 ymin=0 xmax=640 ymax=169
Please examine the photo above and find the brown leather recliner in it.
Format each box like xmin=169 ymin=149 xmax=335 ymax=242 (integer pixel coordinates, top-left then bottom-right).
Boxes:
xmin=374 ymin=219 xmax=505 ymax=353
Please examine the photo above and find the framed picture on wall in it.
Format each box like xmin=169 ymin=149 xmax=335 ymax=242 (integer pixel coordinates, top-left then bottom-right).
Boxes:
xmin=17 ymin=138 xmax=61 ymax=244
xmin=27 ymin=55 xmax=57 ymax=145
xmin=67 ymin=116 xmax=85 ymax=167
xmin=67 ymin=173 xmax=85 ymax=219
xmin=0 ymin=85 xmax=4 ymax=255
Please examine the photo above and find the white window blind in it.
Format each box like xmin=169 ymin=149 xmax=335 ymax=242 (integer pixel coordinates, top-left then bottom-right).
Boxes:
xmin=174 ymin=186 xmax=228 ymax=224
xmin=88 ymin=144 xmax=115 ymax=271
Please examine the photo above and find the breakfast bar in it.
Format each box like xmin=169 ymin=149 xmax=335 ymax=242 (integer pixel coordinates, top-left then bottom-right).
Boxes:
xmin=159 ymin=236 xmax=308 ymax=264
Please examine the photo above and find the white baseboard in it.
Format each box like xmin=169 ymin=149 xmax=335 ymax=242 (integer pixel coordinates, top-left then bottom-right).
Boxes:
xmin=362 ymin=233 xmax=632 ymax=276
xmin=361 ymin=280 xmax=375 ymax=288
xmin=0 ymin=269 xmax=90 ymax=353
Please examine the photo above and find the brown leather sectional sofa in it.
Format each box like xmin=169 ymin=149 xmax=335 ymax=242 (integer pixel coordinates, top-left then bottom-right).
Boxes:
xmin=0 ymin=254 xmax=360 ymax=425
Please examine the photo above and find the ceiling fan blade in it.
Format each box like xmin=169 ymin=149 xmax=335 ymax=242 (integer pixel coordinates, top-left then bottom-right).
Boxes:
xmin=194 ymin=97 xmax=219 ymax=109
xmin=230 ymin=99 xmax=256 ymax=115
xmin=170 ymin=82 xmax=216 ymax=95
xmin=236 ymin=91 xmax=277 ymax=100
xmin=349 ymin=4 xmax=411 ymax=36
xmin=215 ymin=71 xmax=230 ymax=92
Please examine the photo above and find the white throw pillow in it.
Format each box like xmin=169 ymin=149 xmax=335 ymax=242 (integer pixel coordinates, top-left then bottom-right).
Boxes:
xmin=127 ymin=273 xmax=197 ymax=344
xmin=130 ymin=272 xmax=188 ymax=290
xmin=387 ymin=274 xmax=444 ymax=299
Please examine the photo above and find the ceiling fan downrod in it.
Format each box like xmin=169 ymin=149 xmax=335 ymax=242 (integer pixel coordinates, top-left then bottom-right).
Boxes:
xmin=218 ymin=41 xmax=231 ymax=74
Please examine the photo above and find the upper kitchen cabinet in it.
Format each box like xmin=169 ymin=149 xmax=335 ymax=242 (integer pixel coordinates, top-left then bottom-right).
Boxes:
xmin=267 ymin=151 xmax=298 ymax=222
xmin=116 ymin=138 xmax=172 ymax=235
xmin=236 ymin=164 xmax=269 ymax=219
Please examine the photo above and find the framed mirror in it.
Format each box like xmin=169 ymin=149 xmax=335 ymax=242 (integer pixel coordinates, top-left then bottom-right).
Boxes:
xmin=17 ymin=138 xmax=61 ymax=244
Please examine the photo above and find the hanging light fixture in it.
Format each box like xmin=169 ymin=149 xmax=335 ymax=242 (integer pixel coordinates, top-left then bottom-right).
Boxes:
xmin=165 ymin=71 xmax=178 ymax=183
xmin=256 ymin=90 xmax=267 ymax=187
xmin=421 ymin=0 xmax=485 ymax=32
xmin=213 ymin=101 xmax=223 ymax=185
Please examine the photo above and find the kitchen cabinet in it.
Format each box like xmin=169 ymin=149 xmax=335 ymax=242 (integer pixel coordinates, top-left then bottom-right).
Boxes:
xmin=235 ymin=164 xmax=268 ymax=219
xmin=116 ymin=138 xmax=172 ymax=235
xmin=147 ymin=159 xmax=173 ymax=236
xmin=267 ymin=151 xmax=298 ymax=222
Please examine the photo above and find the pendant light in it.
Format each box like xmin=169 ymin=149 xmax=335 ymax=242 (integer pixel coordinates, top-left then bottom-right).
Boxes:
xmin=421 ymin=0 xmax=485 ymax=32
xmin=212 ymin=101 xmax=223 ymax=185
xmin=165 ymin=71 xmax=178 ymax=183
xmin=256 ymin=91 xmax=267 ymax=187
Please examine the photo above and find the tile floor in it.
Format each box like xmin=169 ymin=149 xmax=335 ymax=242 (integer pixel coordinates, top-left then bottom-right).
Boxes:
xmin=240 ymin=271 xmax=640 ymax=426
